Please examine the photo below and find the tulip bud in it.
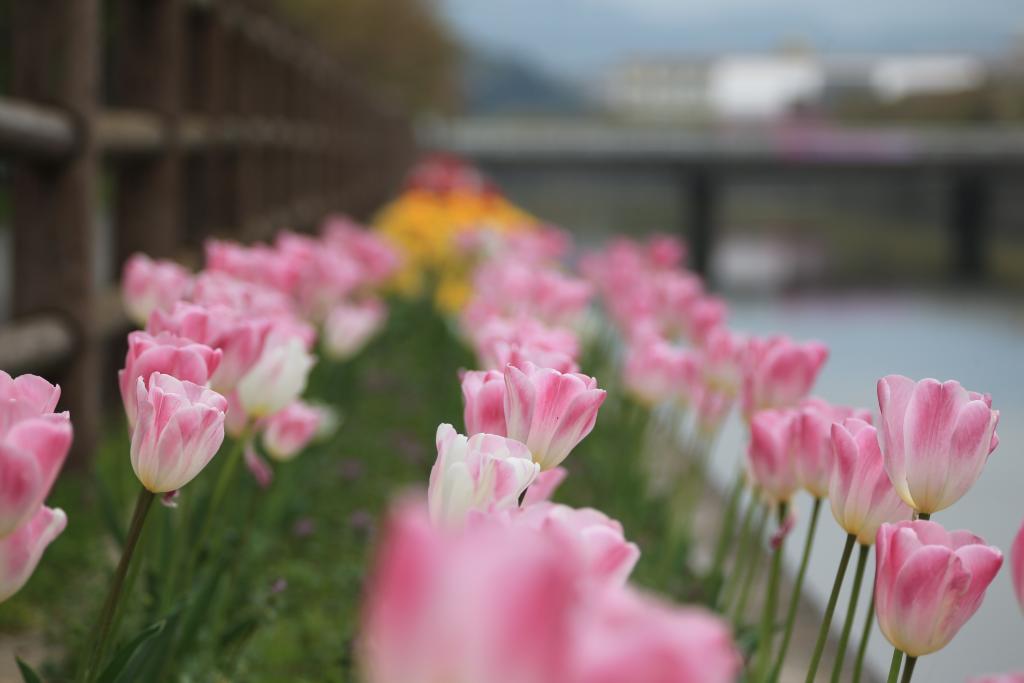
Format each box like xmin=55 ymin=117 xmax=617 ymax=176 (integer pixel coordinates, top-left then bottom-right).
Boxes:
xmin=504 ymin=361 xmax=606 ymax=470
xmin=621 ymin=338 xmax=696 ymax=407
xmin=261 ymin=401 xmax=321 ymax=461
xmin=792 ymin=398 xmax=872 ymax=499
xmin=742 ymin=336 xmax=828 ymax=419
xmin=460 ymin=369 xmax=507 ymax=437
xmin=428 ymin=424 xmax=539 ymax=526
xmin=323 ymin=299 xmax=387 ymax=361
xmin=877 ymin=375 xmax=999 ymax=514
xmin=237 ymin=336 xmax=315 ymax=419
xmin=130 ymin=373 xmax=228 ymax=493
xmin=0 ymin=506 xmax=66 ymax=603
xmin=875 ymin=520 xmax=1002 ymax=657
xmin=828 ymin=419 xmax=912 ymax=545
xmin=747 ymin=408 xmax=800 ymax=504
xmin=121 ymin=253 xmax=192 ymax=326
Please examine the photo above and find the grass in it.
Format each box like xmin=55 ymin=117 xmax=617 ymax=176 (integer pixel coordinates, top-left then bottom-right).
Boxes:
xmin=0 ymin=298 xmax=711 ymax=681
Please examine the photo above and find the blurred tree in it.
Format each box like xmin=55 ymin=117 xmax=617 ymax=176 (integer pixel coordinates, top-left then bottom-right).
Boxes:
xmin=275 ymin=0 xmax=459 ymax=114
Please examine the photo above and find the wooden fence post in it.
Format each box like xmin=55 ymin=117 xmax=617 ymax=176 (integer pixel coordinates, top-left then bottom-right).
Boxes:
xmin=113 ymin=0 xmax=184 ymax=264
xmin=11 ymin=0 xmax=101 ymax=461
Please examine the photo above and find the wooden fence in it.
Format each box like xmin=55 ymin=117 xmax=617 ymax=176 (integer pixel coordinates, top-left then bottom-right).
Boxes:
xmin=0 ymin=0 xmax=415 ymax=459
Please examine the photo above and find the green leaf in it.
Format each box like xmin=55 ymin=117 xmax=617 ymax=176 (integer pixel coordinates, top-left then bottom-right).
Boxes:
xmin=15 ymin=657 xmax=42 ymax=683
xmin=95 ymin=618 xmax=166 ymax=683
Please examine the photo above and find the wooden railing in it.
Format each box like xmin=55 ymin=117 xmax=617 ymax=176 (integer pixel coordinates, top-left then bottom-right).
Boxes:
xmin=0 ymin=0 xmax=415 ymax=458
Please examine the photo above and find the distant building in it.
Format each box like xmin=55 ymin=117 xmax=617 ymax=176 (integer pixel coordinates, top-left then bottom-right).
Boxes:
xmin=601 ymin=52 xmax=993 ymax=123
xmin=602 ymin=58 xmax=713 ymax=122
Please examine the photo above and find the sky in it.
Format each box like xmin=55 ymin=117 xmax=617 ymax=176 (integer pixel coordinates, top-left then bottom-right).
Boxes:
xmin=440 ymin=0 xmax=1024 ymax=79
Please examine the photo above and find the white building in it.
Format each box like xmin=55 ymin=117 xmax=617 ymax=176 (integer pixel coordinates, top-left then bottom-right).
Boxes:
xmin=602 ymin=52 xmax=991 ymax=123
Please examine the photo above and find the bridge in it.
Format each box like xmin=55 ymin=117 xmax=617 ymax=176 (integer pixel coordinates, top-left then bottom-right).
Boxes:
xmin=423 ymin=118 xmax=1024 ymax=280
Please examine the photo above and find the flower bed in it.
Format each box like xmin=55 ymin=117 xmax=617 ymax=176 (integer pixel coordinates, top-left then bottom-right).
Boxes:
xmin=0 ymin=155 xmax=1020 ymax=683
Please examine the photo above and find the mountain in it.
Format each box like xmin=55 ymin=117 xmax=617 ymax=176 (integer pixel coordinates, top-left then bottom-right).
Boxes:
xmin=459 ymin=51 xmax=593 ymax=115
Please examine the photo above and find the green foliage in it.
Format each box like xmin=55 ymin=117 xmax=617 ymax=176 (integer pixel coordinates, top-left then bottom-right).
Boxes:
xmin=2 ymin=299 xmax=710 ymax=680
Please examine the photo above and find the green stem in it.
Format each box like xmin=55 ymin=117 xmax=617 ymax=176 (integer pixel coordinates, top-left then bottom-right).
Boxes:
xmin=916 ymin=512 xmax=931 ymax=521
xmin=852 ymin=583 xmax=876 ymax=683
xmin=731 ymin=505 xmax=769 ymax=624
xmin=830 ymin=543 xmax=870 ymax=682
xmin=751 ymin=501 xmax=788 ymax=680
xmin=804 ymin=533 xmax=857 ymax=683
xmin=719 ymin=491 xmax=759 ymax=611
xmin=887 ymin=649 xmax=904 ymax=683
xmin=770 ymin=497 xmax=822 ymax=682
xmin=80 ymin=487 xmax=155 ymax=683
xmin=183 ymin=432 xmax=249 ymax=582
xmin=711 ymin=471 xmax=745 ymax=579
xmin=900 ymin=656 xmax=917 ymax=683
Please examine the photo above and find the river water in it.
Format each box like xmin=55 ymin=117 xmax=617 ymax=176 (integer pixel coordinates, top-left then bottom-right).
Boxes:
xmin=709 ymin=291 xmax=1024 ymax=682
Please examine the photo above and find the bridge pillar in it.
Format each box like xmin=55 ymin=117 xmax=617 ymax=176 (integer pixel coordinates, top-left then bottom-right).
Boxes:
xmin=949 ymin=171 xmax=991 ymax=282
xmin=684 ymin=169 xmax=717 ymax=282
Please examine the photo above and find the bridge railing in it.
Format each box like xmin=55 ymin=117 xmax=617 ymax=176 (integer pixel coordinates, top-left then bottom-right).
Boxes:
xmin=0 ymin=0 xmax=414 ymax=458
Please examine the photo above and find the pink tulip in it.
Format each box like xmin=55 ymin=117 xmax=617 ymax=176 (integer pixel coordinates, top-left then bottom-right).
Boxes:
xmin=741 ymin=336 xmax=829 ymax=419
xmin=0 ymin=506 xmax=66 ymax=603
xmin=685 ymin=296 xmax=728 ymax=346
xmin=0 ymin=372 xmax=61 ymax=422
xmin=118 ymin=331 xmax=221 ymax=428
xmin=621 ymin=338 xmax=697 ymax=407
xmin=474 ymin=316 xmax=580 ymax=374
xmin=875 ymin=520 xmax=1002 ymax=657
xmin=261 ymin=401 xmax=321 ymax=461
xmin=130 ymin=373 xmax=228 ymax=493
xmin=360 ymin=500 xmax=579 ymax=683
xmin=487 ymin=340 xmax=580 ymax=375
xmin=792 ymin=398 xmax=872 ymax=498
xmin=516 ymin=502 xmax=640 ymax=586
xmin=1012 ymin=517 xmax=1024 ymax=613
xmin=322 ymin=299 xmax=387 ymax=360
xmin=522 ymin=467 xmax=567 ymax=506
xmin=237 ymin=336 xmax=315 ymax=419
xmin=877 ymin=375 xmax=1000 ymax=514
xmin=970 ymin=675 xmax=1024 ymax=683
xmin=0 ymin=384 xmax=72 ymax=537
xmin=692 ymin=385 xmax=734 ymax=438
xmin=645 ymin=233 xmax=687 ymax=269
xmin=828 ymin=419 xmax=913 ymax=545
xmin=191 ymin=271 xmax=295 ymax=319
xmin=468 ymin=261 xmax=591 ymax=328
xmin=571 ymin=587 xmax=741 ymax=683
xmin=502 ymin=226 xmax=571 ymax=263
xmin=321 ymin=214 xmax=402 ymax=285
xmin=121 ymin=253 xmax=192 ymax=326
xmin=504 ymin=362 xmax=606 ymax=470
xmin=428 ymin=424 xmax=539 ymax=526
xmin=698 ymin=326 xmax=745 ymax=398
xmin=148 ymin=302 xmax=275 ymax=394
xmin=205 ymin=238 xmax=301 ymax=295
xmin=747 ymin=408 xmax=800 ymax=504
xmin=460 ymin=369 xmax=507 ymax=436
